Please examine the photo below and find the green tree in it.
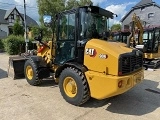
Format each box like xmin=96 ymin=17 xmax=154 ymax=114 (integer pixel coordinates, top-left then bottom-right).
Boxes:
xmin=37 ymin=0 xmax=93 ymax=24
xmin=78 ymin=0 xmax=93 ymax=6
xmin=66 ymin=0 xmax=93 ymax=10
xmin=13 ymin=19 xmax=24 ymax=36
xmin=30 ymin=25 xmax=40 ymax=38
xmin=111 ymin=24 xmax=121 ymax=32
xmin=30 ymin=25 xmax=52 ymax=41
xmin=66 ymin=0 xmax=79 ymax=10
xmin=37 ymin=0 xmax=65 ymax=24
xmin=40 ymin=25 xmax=52 ymax=41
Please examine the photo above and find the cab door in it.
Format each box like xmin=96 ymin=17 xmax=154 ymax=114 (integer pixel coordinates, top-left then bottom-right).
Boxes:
xmin=153 ymin=28 xmax=160 ymax=53
xmin=54 ymin=12 xmax=76 ymax=64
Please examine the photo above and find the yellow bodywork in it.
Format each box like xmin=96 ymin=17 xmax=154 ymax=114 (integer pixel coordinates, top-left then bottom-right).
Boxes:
xmin=84 ymin=39 xmax=132 ymax=75
xmin=85 ymin=69 xmax=143 ymax=99
xmin=37 ymin=41 xmax=54 ymax=64
xmin=144 ymin=44 xmax=160 ymax=59
xmin=84 ymin=39 xmax=144 ymax=99
xmin=144 ymin=53 xmax=160 ymax=59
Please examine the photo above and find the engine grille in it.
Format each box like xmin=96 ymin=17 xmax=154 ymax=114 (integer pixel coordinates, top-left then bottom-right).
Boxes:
xmin=119 ymin=50 xmax=143 ymax=75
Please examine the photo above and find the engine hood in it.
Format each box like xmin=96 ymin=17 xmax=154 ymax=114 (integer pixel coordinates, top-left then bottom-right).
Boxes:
xmin=83 ymin=39 xmax=134 ymax=75
xmin=88 ymin=39 xmax=132 ymax=58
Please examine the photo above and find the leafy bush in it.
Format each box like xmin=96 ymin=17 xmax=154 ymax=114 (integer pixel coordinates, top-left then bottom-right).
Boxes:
xmin=3 ymin=35 xmax=24 ymax=55
xmin=3 ymin=35 xmax=36 ymax=55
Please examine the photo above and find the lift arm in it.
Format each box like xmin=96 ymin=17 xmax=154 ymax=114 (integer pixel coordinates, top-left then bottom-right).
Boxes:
xmin=132 ymin=13 xmax=144 ymax=45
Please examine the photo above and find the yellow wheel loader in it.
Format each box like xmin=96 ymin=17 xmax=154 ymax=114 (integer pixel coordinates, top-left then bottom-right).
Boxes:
xmin=8 ymin=6 xmax=144 ymax=106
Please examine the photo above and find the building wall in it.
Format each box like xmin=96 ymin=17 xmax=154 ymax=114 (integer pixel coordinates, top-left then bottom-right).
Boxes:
xmin=0 ymin=9 xmax=24 ymax=37
xmin=122 ymin=5 xmax=160 ymax=30
xmin=0 ymin=30 xmax=7 ymax=39
xmin=7 ymin=9 xmax=23 ymax=26
xmin=0 ymin=24 xmax=9 ymax=36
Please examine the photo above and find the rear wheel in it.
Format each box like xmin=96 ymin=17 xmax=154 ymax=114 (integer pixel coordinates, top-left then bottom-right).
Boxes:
xmin=59 ymin=67 xmax=90 ymax=106
xmin=24 ymin=60 xmax=42 ymax=86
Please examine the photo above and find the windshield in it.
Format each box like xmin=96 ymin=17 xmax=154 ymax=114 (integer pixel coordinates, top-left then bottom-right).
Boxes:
xmin=113 ymin=35 xmax=120 ymax=41
xmin=143 ymin=32 xmax=148 ymax=39
xmin=80 ymin=10 xmax=108 ymax=39
xmin=143 ymin=32 xmax=148 ymax=43
xmin=143 ymin=31 xmax=152 ymax=42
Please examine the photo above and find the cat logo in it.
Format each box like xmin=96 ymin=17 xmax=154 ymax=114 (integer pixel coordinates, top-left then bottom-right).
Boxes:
xmin=85 ymin=48 xmax=96 ymax=57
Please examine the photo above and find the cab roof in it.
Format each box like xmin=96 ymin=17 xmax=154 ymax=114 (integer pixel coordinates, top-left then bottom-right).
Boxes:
xmin=59 ymin=6 xmax=114 ymax=19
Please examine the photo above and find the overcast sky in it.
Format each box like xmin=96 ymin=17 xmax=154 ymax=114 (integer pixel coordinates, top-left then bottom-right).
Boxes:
xmin=0 ymin=0 xmax=160 ymax=26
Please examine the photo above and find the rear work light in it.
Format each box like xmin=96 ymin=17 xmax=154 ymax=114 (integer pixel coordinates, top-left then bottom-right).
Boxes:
xmin=118 ymin=71 xmax=122 ymax=76
xmin=118 ymin=80 xmax=123 ymax=88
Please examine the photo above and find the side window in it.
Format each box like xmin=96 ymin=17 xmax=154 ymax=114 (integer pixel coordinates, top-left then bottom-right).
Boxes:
xmin=148 ymin=13 xmax=154 ymax=19
xmin=148 ymin=32 xmax=152 ymax=40
xmin=143 ymin=32 xmax=148 ymax=39
xmin=55 ymin=13 xmax=76 ymax=64
xmin=123 ymin=36 xmax=127 ymax=43
xmin=59 ymin=14 xmax=68 ymax=40
xmin=68 ymin=14 xmax=75 ymax=39
xmin=59 ymin=13 xmax=75 ymax=40
xmin=154 ymin=29 xmax=160 ymax=44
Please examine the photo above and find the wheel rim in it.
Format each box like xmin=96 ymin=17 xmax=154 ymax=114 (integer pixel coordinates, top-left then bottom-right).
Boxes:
xmin=26 ymin=65 xmax=33 ymax=80
xmin=63 ymin=77 xmax=77 ymax=98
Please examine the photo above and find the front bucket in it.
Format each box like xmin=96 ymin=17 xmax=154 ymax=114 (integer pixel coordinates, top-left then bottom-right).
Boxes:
xmin=8 ymin=56 xmax=26 ymax=79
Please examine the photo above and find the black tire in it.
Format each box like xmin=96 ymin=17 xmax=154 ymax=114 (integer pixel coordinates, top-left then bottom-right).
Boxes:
xmin=24 ymin=59 xmax=42 ymax=86
xmin=59 ymin=67 xmax=90 ymax=106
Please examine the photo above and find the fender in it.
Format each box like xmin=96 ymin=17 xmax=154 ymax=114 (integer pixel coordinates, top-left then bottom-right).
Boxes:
xmin=26 ymin=55 xmax=50 ymax=79
xmin=27 ymin=55 xmax=47 ymax=67
xmin=27 ymin=55 xmax=42 ymax=62
xmin=55 ymin=62 xmax=88 ymax=78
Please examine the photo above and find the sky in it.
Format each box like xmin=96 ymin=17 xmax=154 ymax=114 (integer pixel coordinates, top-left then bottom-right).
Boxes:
xmin=0 ymin=0 xmax=160 ymax=26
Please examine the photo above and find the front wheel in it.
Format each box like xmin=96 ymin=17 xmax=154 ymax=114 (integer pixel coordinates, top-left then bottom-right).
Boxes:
xmin=59 ymin=67 xmax=90 ymax=106
xmin=24 ymin=60 xmax=42 ymax=86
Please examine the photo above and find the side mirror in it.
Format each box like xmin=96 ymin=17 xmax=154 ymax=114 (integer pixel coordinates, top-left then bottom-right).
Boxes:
xmin=115 ymin=14 xmax=118 ymax=17
xmin=43 ymin=15 xmax=52 ymax=27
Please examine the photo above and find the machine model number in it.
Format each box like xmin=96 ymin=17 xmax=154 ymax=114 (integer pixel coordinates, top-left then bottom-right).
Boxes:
xmin=99 ymin=54 xmax=108 ymax=59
